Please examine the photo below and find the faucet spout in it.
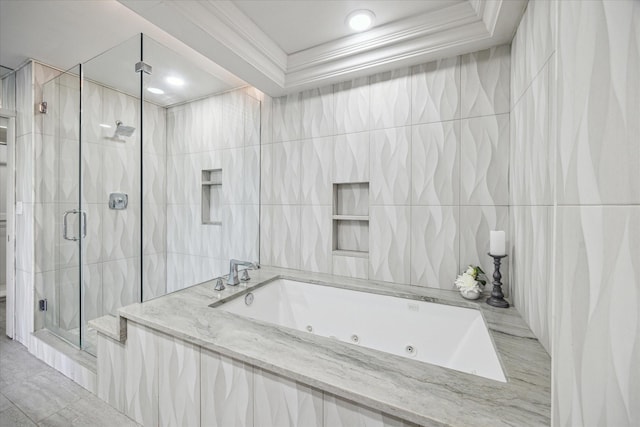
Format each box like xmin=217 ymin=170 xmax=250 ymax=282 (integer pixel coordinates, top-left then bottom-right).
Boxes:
xmin=227 ymin=259 xmax=259 ymax=285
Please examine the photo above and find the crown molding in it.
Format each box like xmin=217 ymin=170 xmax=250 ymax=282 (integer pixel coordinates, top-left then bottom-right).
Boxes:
xmin=119 ymin=0 xmax=526 ymax=97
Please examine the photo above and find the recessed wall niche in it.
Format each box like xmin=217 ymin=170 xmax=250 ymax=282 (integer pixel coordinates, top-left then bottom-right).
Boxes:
xmin=202 ymin=169 xmax=222 ymax=225
xmin=332 ymin=183 xmax=369 ymax=257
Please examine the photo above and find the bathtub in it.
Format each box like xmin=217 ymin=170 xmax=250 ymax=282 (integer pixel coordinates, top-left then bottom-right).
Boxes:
xmin=217 ymin=278 xmax=506 ymax=382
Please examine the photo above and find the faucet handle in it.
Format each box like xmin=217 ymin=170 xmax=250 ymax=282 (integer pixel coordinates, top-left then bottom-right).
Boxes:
xmin=214 ymin=278 xmax=225 ymax=291
xmin=241 ymin=269 xmax=250 ymax=282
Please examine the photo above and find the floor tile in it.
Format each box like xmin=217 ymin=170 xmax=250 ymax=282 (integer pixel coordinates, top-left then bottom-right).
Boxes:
xmin=0 ymin=405 xmax=37 ymax=426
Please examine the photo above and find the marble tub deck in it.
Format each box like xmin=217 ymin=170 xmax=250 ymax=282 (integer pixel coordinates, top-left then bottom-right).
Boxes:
xmin=91 ymin=267 xmax=551 ymax=426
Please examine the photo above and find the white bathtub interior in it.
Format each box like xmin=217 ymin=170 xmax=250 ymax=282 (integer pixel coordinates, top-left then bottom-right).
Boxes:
xmin=219 ymin=279 xmax=506 ymax=382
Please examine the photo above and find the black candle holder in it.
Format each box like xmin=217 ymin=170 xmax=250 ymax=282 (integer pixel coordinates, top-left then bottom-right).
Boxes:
xmin=486 ymin=253 xmax=509 ymax=308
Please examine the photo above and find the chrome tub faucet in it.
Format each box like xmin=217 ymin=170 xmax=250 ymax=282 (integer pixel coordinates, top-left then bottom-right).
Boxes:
xmin=227 ymin=259 xmax=260 ymax=286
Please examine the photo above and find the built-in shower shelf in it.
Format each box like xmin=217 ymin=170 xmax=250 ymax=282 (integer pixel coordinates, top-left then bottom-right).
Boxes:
xmin=202 ymin=168 xmax=222 ymax=225
xmin=332 ymin=215 xmax=368 ymax=221
xmin=332 ymin=182 xmax=369 ymax=256
xmin=332 ymin=249 xmax=369 ymax=258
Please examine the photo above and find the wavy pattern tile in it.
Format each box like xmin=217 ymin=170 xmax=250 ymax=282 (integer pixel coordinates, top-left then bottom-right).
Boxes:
xmin=102 ymin=258 xmax=139 ymax=316
xmin=272 ymin=141 xmax=301 ymax=204
xmin=412 ymin=56 xmax=460 ymax=124
xmin=336 ymin=220 xmax=369 ymax=253
xmin=411 ymin=206 xmax=459 ymax=289
xmin=34 ymin=203 xmax=56 ymax=273
xmin=370 ymin=69 xmax=411 ymax=130
xmin=300 ymin=205 xmax=331 ymax=274
xmin=334 ymin=77 xmax=370 ymax=134
xmin=97 ymin=334 xmax=126 ymax=413
xmin=222 ymin=92 xmax=245 ymax=149
xmin=245 ymin=95 xmax=261 ymax=147
xmin=271 ymin=205 xmax=301 ymax=270
xmin=333 ymin=132 xmax=369 ymax=183
xmin=460 ymin=114 xmax=509 ymax=205
xmin=35 ymin=134 xmax=57 ymax=203
xmin=324 ymin=394 xmax=417 ymax=427
xmin=510 ymin=205 xmax=550 ymax=352
xmin=158 ymin=333 xmax=200 ymax=427
xmin=459 ymin=205 xmax=509 ymax=295
xmin=260 ymin=143 xmax=273 ymax=205
xmin=143 ymin=253 xmax=166 ymax=302
xmin=332 ymin=254 xmax=368 ymax=280
xmin=369 ymin=206 xmax=410 ymax=284
xmin=336 ymin=183 xmax=368 ymax=216
xmin=370 ymin=127 xmax=411 ymax=205
xmin=554 ymin=206 xmax=640 ymax=426
xmin=102 ymin=205 xmax=140 ymax=261
xmin=301 ymin=85 xmax=334 ymax=139
xmin=260 ymin=205 xmax=273 ymax=266
xmin=254 ymin=368 xmax=323 ymax=427
xmin=272 ymin=93 xmax=301 ymax=143
xmin=411 ymin=121 xmax=459 ymax=206
xmin=461 ymin=45 xmax=510 ymax=118
xmin=301 ymin=137 xmax=333 ymax=205
xmin=201 ymin=349 xmax=253 ymax=427
xmin=557 ymin=0 xmax=640 ymax=205
xmin=125 ymin=322 xmax=158 ymax=427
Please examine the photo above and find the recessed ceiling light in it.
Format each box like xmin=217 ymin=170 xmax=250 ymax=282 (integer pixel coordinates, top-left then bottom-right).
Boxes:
xmin=347 ymin=10 xmax=375 ymax=32
xmin=147 ymin=87 xmax=165 ymax=95
xmin=99 ymin=124 xmax=111 ymax=128
xmin=165 ymin=76 xmax=184 ymax=86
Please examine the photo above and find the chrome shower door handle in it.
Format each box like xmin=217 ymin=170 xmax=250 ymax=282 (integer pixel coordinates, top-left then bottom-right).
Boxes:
xmin=81 ymin=210 xmax=87 ymax=238
xmin=62 ymin=209 xmax=80 ymax=241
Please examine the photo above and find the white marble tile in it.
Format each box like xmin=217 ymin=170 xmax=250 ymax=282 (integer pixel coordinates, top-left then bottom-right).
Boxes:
xmin=271 ymin=205 xmax=301 ymax=270
xmin=369 ymin=206 xmax=410 ymax=284
xmin=300 ymin=205 xmax=332 ymax=274
xmin=254 ymin=368 xmax=323 ymax=427
xmin=461 ymin=45 xmax=510 ymax=118
xmin=301 ymin=137 xmax=333 ymax=205
xmin=333 ymin=132 xmax=369 ymax=184
xmin=412 ymin=56 xmax=460 ymax=124
xmin=158 ymin=332 xmax=200 ymax=427
xmin=334 ymin=77 xmax=370 ymax=134
xmin=301 ymin=85 xmax=334 ymax=138
xmin=411 ymin=205 xmax=459 ymax=289
xmin=411 ymin=121 xmax=460 ymax=206
xmin=460 ymin=114 xmax=509 ymax=206
xmin=370 ymin=127 xmax=411 ymax=205
xmin=201 ymin=349 xmax=253 ymax=427
xmin=370 ymin=69 xmax=411 ymax=130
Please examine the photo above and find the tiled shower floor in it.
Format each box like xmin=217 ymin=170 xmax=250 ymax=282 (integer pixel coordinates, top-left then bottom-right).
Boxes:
xmin=0 ymin=300 xmax=138 ymax=426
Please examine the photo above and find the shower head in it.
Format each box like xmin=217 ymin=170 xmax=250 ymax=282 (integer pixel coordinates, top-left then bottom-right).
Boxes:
xmin=113 ymin=120 xmax=135 ymax=138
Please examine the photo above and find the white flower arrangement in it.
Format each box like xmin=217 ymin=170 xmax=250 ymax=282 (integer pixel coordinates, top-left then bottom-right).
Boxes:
xmin=454 ymin=265 xmax=487 ymax=299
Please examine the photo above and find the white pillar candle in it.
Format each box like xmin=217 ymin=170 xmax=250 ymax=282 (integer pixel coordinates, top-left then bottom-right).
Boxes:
xmin=490 ymin=230 xmax=506 ymax=256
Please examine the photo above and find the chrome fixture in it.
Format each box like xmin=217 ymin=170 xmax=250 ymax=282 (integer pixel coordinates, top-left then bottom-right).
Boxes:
xmin=112 ymin=120 xmax=136 ymax=138
xmin=244 ymin=293 xmax=254 ymax=306
xmin=227 ymin=259 xmax=259 ymax=286
xmin=109 ymin=193 xmax=128 ymax=210
xmin=62 ymin=209 xmax=87 ymax=241
xmin=214 ymin=278 xmax=225 ymax=291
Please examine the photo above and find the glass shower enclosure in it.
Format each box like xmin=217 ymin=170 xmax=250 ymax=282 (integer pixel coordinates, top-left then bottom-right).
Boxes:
xmin=39 ymin=34 xmax=261 ymax=355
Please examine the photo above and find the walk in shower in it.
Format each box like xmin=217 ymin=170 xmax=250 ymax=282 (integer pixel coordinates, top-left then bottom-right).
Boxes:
xmin=38 ymin=34 xmax=260 ymax=355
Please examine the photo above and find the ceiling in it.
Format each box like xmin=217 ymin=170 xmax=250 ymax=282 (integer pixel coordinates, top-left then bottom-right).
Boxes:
xmin=233 ymin=0 xmax=461 ymax=54
xmin=1 ymin=0 xmax=527 ymax=98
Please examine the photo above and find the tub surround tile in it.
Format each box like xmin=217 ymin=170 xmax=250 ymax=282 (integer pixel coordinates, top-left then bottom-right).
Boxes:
xmin=272 ymin=93 xmax=301 ymax=143
xmin=334 ymin=77 xmax=370 ymax=135
xmin=301 ymin=137 xmax=333 ymax=205
xmin=332 ymin=254 xmax=368 ymax=280
xmin=369 ymin=206 xmax=410 ymax=284
xmin=300 ymin=205 xmax=332 ymax=274
xmin=300 ymin=85 xmax=334 ymax=139
xmin=104 ymin=266 xmax=550 ymax=426
xmin=333 ymin=132 xmax=369 ymax=184
xmin=370 ymin=69 xmax=411 ymax=130
xmin=411 ymin=121 xmax=460 ymax=206
xmin=411 ymin=56 xmax=460 ymax=124
xmin=370 ymin=127 xmax=411 ymax=206
xmin=461 ymin=45 xmax=511 ymax=118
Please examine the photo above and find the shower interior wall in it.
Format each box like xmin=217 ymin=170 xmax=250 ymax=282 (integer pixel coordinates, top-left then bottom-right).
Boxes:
xmin=12 ymin=59 xmax=260 ymax=348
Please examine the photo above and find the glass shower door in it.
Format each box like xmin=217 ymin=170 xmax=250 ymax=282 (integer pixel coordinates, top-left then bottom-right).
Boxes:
xmin=40 ymin=65 xmax=83 ymax=349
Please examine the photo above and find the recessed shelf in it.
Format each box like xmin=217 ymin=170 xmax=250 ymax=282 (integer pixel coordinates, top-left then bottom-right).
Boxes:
xmin=202 ymin=168 xmax=222 ymax=225
xmin=332 ymin=215 xmax=368 ymax=221
xmin=332 ymin=249 xmax=369 ymax=259
xmin=333 ymin=182 xmax=369 ymax=256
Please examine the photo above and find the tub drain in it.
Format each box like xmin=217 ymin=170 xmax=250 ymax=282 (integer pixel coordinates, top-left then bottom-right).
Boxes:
xmin=405 ymin=345 xmax=416 ymax=355
xmin=351 ymin=334 xmax=359 ymax=344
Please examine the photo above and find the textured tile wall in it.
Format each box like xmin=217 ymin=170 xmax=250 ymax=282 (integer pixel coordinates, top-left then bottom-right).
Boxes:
xmin=509 ymin=0 xmax=556 ymax=354
xmin=553 ymin=1 xmax=640 ymax=426
xmin=166 ymin=89 xmax=261 ymax=292
xmin=261 ymin=45 xmax=511 ymax=291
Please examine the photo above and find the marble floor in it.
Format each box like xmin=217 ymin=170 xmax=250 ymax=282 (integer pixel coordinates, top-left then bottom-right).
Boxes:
xmin=0 ymin=300 xmax=139 ymax=426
